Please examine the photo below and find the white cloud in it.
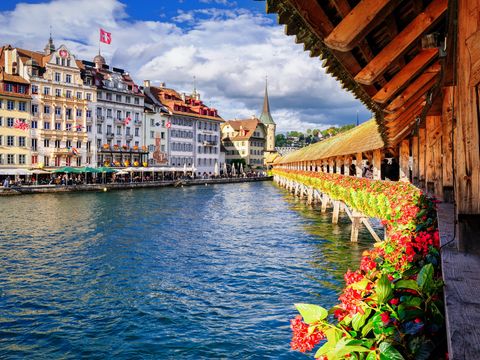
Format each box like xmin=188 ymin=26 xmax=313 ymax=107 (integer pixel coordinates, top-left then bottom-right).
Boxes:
xmin=0 ymin=0 xmax=370 ymax=132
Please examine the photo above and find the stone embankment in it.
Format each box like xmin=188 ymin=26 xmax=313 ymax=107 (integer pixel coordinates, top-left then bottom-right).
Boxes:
xmin=0 ymin=176 xmax=272 ymax=196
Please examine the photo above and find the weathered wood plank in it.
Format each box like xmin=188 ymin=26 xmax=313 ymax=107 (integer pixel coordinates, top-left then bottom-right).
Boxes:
xmin=418 ymin=128 xmax=426 ymax=187
xmin=411 ymin=135 xmax=419 ymax=184
xmin=373 ymin=49 xmax=439 ymax=104
xmin=438 ymin=203 xmax=480 ymax=359
xmin=354 ymin=0 xmax=448 ymax=85
xmin=442 ymin=87 xmax=454 ymax=196
xmin=372 ymin=149 xmax=382 ymax=180
xmin=324 ymin=0 xmax=393 ymax=52
xmin=399 ymin=139 xmax=410 ymax=181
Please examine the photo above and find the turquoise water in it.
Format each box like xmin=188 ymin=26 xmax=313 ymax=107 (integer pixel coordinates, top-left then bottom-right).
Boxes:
xmin=0 ymin=182 xmax=374 ymax=359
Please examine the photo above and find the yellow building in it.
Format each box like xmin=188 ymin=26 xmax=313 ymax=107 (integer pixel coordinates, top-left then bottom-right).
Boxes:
xmin=0 ymin=45 xmax=31 ymax=169
xmin=221 ymin=117 xmax=266 ymax=168
xmin=16 ymin=37 xmax=96 ymax=168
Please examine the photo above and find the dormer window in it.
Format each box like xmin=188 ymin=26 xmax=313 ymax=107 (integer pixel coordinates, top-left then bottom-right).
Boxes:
xmin=56 ymin=57 xmax=60 ymax=65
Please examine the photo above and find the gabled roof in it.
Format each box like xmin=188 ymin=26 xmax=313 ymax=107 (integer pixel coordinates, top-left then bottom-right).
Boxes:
xmin=222 ymin=118 xmax=265 ymax=141
xmin=278 ymin=119 xmax=384 ymax=164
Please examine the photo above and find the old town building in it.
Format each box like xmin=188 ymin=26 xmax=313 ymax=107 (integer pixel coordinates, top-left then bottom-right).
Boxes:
xmin=0 ymin=45 xmax=31 ymax=169
xmin=81 ymin=53 xmax=146 ymax=167
xmin=258 ymin=81 xmax=276 ymax=160
xmin=221 ymin=117 xmax=266 ymax=168
xmin=144 ymin=82 xmax=224 ymax=175
xmin=14 ymin=37 xmax=95 ymax=168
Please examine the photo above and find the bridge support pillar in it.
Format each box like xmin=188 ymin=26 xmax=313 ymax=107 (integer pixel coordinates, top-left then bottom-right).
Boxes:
xmin=332 ymin=201 xmax=340 ymax=224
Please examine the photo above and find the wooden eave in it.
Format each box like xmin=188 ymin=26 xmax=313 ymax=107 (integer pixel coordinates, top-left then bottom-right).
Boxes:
xmin=267 ymin=0 xmax=449 ymax=149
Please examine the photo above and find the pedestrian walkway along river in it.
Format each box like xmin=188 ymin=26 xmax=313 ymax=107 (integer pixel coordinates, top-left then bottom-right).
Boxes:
xmin=0 ymin=182 xmax=377 ymax=359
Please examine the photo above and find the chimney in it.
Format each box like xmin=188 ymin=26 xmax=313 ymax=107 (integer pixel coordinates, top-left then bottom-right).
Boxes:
xmin=143 ymin=80 xmax=151 ymax=88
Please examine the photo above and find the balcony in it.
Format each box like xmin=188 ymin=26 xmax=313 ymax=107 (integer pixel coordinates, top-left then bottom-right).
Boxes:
xmin=86 ymin=117 xmax=93 ymax=123
xmin=106 ymin=133 xmax=114 ymax=140
xmin=115 ymin=118 xmax=124 ymax=125
xmin=97 ymin=116 xmax=105 ymax=123
xmin=202 ymin=140 xmax=217 ymax=146
xmin=126 ymin=134 xmax=133 ymax=141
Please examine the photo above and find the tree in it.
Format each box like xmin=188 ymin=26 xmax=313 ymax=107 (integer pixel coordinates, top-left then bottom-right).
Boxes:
xmin=275 ymin=134 xmax=287 ymax=147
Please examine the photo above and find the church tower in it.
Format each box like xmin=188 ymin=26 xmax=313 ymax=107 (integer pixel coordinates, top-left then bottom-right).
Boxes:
xmin=259 ymin=78 xmax=276 ymax=153
xmin=44 ymin=30 xmax=55 ymax=55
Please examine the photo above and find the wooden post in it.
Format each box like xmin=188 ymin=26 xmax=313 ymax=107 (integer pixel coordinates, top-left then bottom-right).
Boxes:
xmin=307 ymin=187 xmax=313 ymax=204
xmin=344 ymin=156 xmax=352 ymax=176
xmin=321 ymin=194 xmax=328 ymax=213
xmin=350 ymin=215 xmax=361 ymax=242
xmin=356 ymin=152 xmax=363 ymax=177
xmin=418 ymin=127 xmax=426 ymax=189
xmin=329 ymin=158 xmax=335 ymax=174
xmin=399 ymin=139 xmax=410 ymax=181
xmin=442 ymin=86 xmax=454 ymax=203
xmin=456 ymin=0 xmax=480 ymax=254
xmin=411 ymin=135 xmax=419 ymax=184
xmin=426 ymin=115 xmax=443 ymax=198
xmin=332 ymin=201 xmax=340 ymax=224
xmin=372 ymin=149 xmax=382 ymax=180
xmin=336 ymin=157 xmax=343 ymax=174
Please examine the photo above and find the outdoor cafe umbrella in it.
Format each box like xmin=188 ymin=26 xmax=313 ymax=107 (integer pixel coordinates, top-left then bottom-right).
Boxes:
xmin=183 ymin=163 xmax=187 ymax=176
xmin=231 ymin=163 xmax=236 ymax=177
xmin=223 ymin=162 xmax=228 ymax=176
xmin=214 ymin=161 xmax=219 ymax=177
xmin=240 ymin=163 xmax=244 ymax=175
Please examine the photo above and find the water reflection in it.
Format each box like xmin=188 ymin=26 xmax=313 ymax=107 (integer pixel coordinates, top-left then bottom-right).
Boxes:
xmin=0 ymin=183 xmax=375 ymax=359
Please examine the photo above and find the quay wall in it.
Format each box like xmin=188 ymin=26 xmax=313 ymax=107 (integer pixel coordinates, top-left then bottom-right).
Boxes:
xmin=0 ymin=177 xmax=273 ymax=196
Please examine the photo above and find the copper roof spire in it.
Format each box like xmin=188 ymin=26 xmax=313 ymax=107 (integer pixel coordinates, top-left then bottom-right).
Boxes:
xmin=259 ymin=75 xmax=275 ymax=125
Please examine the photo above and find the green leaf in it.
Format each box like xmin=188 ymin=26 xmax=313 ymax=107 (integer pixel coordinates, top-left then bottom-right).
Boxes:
xmin=395 ymin=280 xmax=419 ymax=292
xmin=314 ymin=340 xmax=334 ymax=357
xmin=366 ymin=352 xmax=377 ymax=360
xmin=377 ymin=274 xmax=393 ymax=304
xmin=379 ymin=342 xmax=405 ymax=360
xmin=294 ymin=303 xmax=328 ymax=324
xmin=352 ymin=309 xmax=371 ymax=331
xmin=417 ymin=263 xmax=434 ymax=293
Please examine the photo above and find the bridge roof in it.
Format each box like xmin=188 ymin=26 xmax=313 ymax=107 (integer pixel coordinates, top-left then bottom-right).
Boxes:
xmin=277 ymin=119 xmax=384 ymax=164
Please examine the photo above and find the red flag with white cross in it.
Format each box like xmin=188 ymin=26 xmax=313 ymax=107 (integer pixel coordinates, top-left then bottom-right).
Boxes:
xmin=100 ymin=29 xmax=112 ymax=44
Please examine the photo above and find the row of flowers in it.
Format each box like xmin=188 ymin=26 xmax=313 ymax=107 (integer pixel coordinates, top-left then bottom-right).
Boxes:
xmin=102 ymin=144 xmax=148 ymax=151
xmin=273 ymin=169 xmax=444 ymax=360
xmin=103 ymin=160 xmax=148 ymax=167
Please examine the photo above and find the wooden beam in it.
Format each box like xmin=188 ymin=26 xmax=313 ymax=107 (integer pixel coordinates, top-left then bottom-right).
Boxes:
xmin=411 ymin=135 xmax=419 ymax=184
xmin=442 ymin=87 xmax=454 ymax=189
xmin=387 ymin=105 xmax=423 ymax=135
xmin=354 ymin=0 xmax=448 ymax=85
xmin=385 ymin=95 xmax=427 ymax=122
xmin=418 ymin=128 xmax=426 ymax=185
xmin=324 ymin=0 xmax=394 ymax=52
xmin=386 ymin=64 xmax=440 ymax=112
xmin=373 ymin=49 xmax=438 ymax=104
xmin=426 ymin=115 xmax=443 ymax=199
xmin=372 ymin=149 xmax=382 ymax=180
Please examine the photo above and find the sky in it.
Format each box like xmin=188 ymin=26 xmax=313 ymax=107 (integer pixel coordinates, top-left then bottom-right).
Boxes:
xmin=0 ymin=0 xmax=372 ymax=133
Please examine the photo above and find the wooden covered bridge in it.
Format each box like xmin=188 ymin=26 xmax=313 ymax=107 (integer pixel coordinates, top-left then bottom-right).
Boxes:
xmin=266 ymin=0 xmax=480 ymax=358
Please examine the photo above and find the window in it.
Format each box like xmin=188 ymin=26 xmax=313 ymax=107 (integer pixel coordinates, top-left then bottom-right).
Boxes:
xmin=76 ymin=157 xmax=81 ymax=166
xmin=135 ymin=128 xmax=139 ymax=137
xmin=107 ymin=109 xmax=112 ymax=118
xmin=86 ymin=125 xmax=92 ymax=133
xmin=67 ymin=59 xmax=71 ymax=67
xmin=86 ymin=110 xmax=92 ymax=118
xmin=32 ymin=85 xmax=38 ymax=94
xmin=56 ymin=57 xmax=60 ymax=65
xmin=55 ymin=122 xmax=61 ymax=130
xmin=66 ymin=108 xmax=72 ymax=120
xmin=116 ymin=126 xmax=121 ymax=135
xmin=31 ymin=138 xmax=37 ymax=151
xmin=31 ymin=155 xmax=38 ymax=165
xmin=5 ymin=83 xmax=13 ymax=92
xmin=126 ymin=96 xmax=131 ymax=104
xmin=31 ymin=120 xmax=37 ymax=129
xmin=55 ymin=73 xmax=61 ymax=82
xmin=55 ymin=107 xmax=61 ymax=116
xmin=116 ymin=110 xmax=122 ymax=119
xmin=17 ymin=102 xmax=26 ymax=112
xmin=55 ymin=140 xmax=61 ymax=148
xmin=150 ymin=131 xmax=154 ymax=139
xmin=55 ymin=89 xmax=62 ymax=97
xmin=66 ymin=90 xmax=72 ymax=98
xmin=18 ymin=137 xmax=26 ymax=147
xmin=43 ymin=87 xmax=50 ymax=95
xmin=44 ymin=105 xmax=51 ymax=114
xmin=86 ymin=93 xmax=92 ymax=101
xmin=32 ymin=104 xmax=38 ymax=114
xmin=116 ymin=94 xmax=122 ymax=102
xmin=134 ymin=97 xmax=140 ymax=105
xmin=7 ymin=154 xmax=14 ymax=164
xmin=18 ymin=154 xmax=26 ymax=164
xmin=44 ymin=156 xmax=49 ymax=166
xmin=7 ymin=118 xmax=14 ymax=127
xmin=86 ymin=141 xmax=91 ymax=151
xmin=106 ymin=92 xmax=112 ymax=101
xmin=76 ymin=109 xmax=82 ymax=118
xmin=66 ymin=123 xmax=72 ymax=131
xmin=76 ymin=92 xmax=82 ymax=99
xmin=43 ymin=122 xmax=50 ymax=130
xmin=161 ymin=132 xmax=165 ymax=139
xmin=7 ymin=136 xmax=14 ymax=146
xmin=97 ymin=124 xmax=102 ymax=134
xmin=66 ymin=74 xmax=72 ymax=83
xmin=7 ymin=100 xmax=14 ymax=110
xmin=126 ymin=127 xmax=131 ymax=136
xmin=66 ymin=140 xmax=71 ymax=148
xmin=77 ymin=141 xmax=81 ymax=148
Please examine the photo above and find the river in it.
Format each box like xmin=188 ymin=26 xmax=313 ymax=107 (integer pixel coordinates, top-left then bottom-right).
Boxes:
xmin=0 ymin=182 xmax=374 ymax=359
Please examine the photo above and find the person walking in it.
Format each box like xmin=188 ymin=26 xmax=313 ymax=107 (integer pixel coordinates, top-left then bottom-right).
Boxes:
xmin=3 ymin=177 xmax=10 ymax=188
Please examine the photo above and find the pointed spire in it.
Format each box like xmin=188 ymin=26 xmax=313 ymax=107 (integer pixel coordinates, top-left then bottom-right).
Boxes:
xmin=44 ymin=26 xmax=55 ymax=55
xmin=259 ymin=75 xmax=275 ymax=125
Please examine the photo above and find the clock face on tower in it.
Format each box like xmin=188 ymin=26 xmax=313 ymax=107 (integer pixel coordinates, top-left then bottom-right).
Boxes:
xmin=59 ymin=49 xmax=68 ymax=58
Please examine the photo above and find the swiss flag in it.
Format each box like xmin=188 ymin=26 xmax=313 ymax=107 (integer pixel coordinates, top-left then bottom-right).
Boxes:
xmin=100 ymin=28 xmax=112 ymax=44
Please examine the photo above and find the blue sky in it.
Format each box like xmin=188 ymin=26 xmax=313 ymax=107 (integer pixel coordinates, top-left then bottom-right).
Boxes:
xmin=0 ymin=0 xmax=371 ymax=132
